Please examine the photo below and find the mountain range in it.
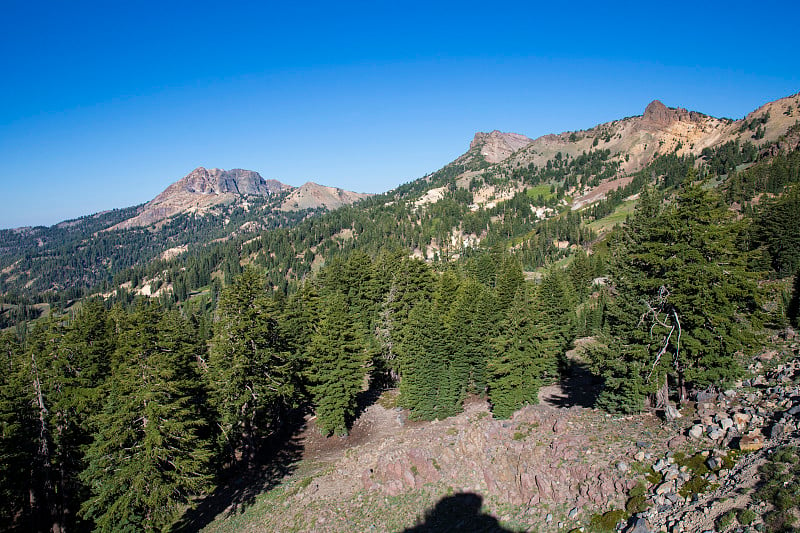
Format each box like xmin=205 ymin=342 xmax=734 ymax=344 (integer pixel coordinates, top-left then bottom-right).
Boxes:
xmin=0 ymin=91 xmax=798 ymax=302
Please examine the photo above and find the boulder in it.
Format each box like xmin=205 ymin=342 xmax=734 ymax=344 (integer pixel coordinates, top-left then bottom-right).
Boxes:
xmin=688 ymin=425 xmax=704 ymax=439
xmin=665 ymin=405 xmax=682 ymax=421
xmin=625 ymin=517 xmax=653 ymax=533
xmin=706 ymin=425 xmax=725 ymax=441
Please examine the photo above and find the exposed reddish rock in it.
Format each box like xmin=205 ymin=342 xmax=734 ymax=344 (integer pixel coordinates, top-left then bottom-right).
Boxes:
xmin=641 ymin=99 xmax=705 ymax=128
xmin=110 ymin=167 xmax=291 ymax=229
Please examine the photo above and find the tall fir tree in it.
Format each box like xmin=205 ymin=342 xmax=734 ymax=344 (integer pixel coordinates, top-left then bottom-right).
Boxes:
xmin=0 ymin=331 xmax=39 ymax=530
xmin=80 ymin=304 xmax=211 ymax=532
xmin=595 ymin=183 xmax=760 ymax=412
xmin=489 ymin=286 xmax=560 ymax=419
xmin=397 ymin=300 xmax=455 ymax=420
xmin=446 ymin=278 xmax=497 ymax=398
xmin=207 ymin=267 xmax=296 ymax=463
xmin=304 ymin=291 xmax=369 ymax=435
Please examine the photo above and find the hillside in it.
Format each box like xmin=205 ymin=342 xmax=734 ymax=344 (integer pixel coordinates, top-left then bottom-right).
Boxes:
xmin=3 ymin=92 xmax=798 ymax=313
xmin=0 ymin=167 xmax=370 ymax=300
xmin=193 ymin=338 xmax=800 ymax=533
xmin=279 ymin=182 xmax=373 ymax=211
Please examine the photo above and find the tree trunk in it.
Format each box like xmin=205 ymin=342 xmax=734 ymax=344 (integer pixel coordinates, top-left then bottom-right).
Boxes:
xmin=655 ymin=374 xmax=669 ymax=409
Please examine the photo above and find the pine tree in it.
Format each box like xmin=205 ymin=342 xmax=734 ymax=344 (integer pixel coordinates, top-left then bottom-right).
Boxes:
xmin=375 ymin=258 xmax=435 ymax=380
xmin=567 ymin=248 xmax=594 ymax=300
xmin=494 ymin=255 xmax=524 ymax=311
xmin=753 ymin=185 xmax=800 ymax=276
xmin=80 ymin=304 xmax=211 ymax=532
xmin=446 ymin=279 xmax=497 ymax=398
xmin=537 ymin=267 xmax=577 ymax=351
xmin=304 ymin=291 xmax=368 ymax=435
xmin=489 ymin=286 xmax=560 ymax=419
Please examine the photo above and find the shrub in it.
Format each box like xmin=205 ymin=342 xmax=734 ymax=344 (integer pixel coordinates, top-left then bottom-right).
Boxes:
xmin=737 ymin=508 xmax=757 ymax=526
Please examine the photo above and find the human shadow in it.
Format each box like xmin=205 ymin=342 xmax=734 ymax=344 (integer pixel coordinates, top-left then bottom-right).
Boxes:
xmin=400 ymin=493 xmax=520 ymax=533
xmin=546 ymin=358 xmax=602 ymax=409
xmin=173 ymin=407 xmax=307 ymax=532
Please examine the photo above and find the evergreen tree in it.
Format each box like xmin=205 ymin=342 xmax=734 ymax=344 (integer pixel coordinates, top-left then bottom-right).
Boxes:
xmin=397 ymin=300 xmax=454 ymax=420
xmin=537 ymin=267 xmax=577 ymax=351
xmin=375 ymin=258 xmax=435 ymax=380
xmin=207 ymin=268 xmax=295 ymax=463
xmin=752 ymin=185 xmax=800 ymax=276
xmin=494 ymin=255 xmax=524 ymax=311
xmin=788 ymin=269 xmax=800 ymax=328
xmin=567 ymin=248 xmax=594 ymax=300
xmin=446 ymin=279 xmax=497 ymax=398
xmin=80 ymin=304 xmax=211 ymax=532
xmin=595 ymin=184 xmax=759 ymax=412
xmin=304 ymin=291 xmax=368 ymax=435
xmin=0 ymin=331 xmax=38 ymax=529
xmin=489 ymin=286 xmax=559 ymax=418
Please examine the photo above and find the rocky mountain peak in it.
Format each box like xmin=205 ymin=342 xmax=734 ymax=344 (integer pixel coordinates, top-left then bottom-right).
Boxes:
xmin=641 ymin=99 xmax=704 ymax=127
xmin=643 ymin=99 xmax=670 ymax=123
xmin=110 ymin=167 xmax=292 ymax=230
xmin=469 ymin=130 xmax=533 ymax=163
xmin=178 ymin=167 xmax=286 ymax=196
xmin=279 ymin=182 xmax=372 ymax=212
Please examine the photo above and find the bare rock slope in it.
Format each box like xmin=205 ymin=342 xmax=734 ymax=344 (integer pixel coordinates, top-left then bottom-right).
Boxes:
xmin=279 ymin=182 xmax=372 ymax=212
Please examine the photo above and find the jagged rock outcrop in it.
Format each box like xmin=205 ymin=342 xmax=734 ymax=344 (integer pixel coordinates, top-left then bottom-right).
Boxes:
xmin=469 ymin=130 xmax=533 ymax=163
xmin=170 ymin=167 xmax=287 ymax=197
xmin=640 ymin=99 xmax=705 ymax=128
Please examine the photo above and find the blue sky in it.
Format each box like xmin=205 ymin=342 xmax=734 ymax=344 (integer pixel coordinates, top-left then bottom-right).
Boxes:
xmin=1 ymin=0 xmax=798 ymax=229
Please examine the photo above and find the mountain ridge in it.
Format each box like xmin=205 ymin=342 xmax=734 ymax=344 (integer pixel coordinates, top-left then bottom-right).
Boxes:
xmin=1 ymin=91 xmax=798 ymax=298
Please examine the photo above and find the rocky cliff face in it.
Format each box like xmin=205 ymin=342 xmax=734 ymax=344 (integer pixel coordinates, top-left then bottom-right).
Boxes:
xmin=469 ymin=130 xmax=534 ymax=163
xmin=640 ymin=99 xmax=706 ymax=128
xmin=155 ymin=167 xmax=288 ymax=199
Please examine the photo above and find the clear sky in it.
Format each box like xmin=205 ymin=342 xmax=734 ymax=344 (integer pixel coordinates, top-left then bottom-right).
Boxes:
xmin=1 ymin=0 xmax=798 ymax=229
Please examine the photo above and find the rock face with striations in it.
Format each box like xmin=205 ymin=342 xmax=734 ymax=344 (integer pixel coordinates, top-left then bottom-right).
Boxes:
xmin=158 ymin=167 xmax=287 ymax=199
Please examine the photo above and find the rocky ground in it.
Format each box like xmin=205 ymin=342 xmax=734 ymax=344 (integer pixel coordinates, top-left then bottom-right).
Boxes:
xmin=199 ymin=330 xmax=800 ymax=533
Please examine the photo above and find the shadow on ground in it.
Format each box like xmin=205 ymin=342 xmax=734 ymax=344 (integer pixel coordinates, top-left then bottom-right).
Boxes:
xmin=547 ymin=358 xmax=602 ymax=408
xmin=400 ymin=493 xmax=520 ymax=533
xmin=173 ymin=409 xmax=307 ymax=532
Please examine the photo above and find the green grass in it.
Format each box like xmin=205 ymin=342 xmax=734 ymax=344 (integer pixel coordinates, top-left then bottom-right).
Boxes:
xmin=526 ymin=184 xmax=556 ymax=201
xmin=587 ymin=199 xmax=637 ymax=233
